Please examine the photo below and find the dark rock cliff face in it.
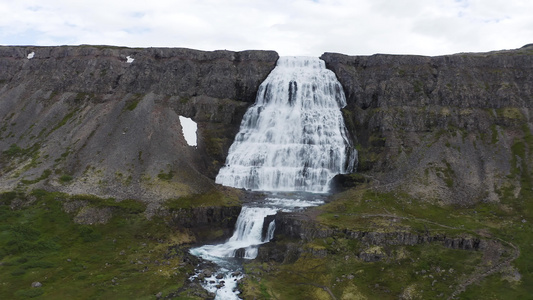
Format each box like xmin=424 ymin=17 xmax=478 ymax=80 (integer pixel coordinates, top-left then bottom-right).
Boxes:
xmin=274 ymin=211 xmax=483 ymax=250
xmin=256 ymin=211 xmax=486 ymax=263
xmin=0 ymin=46 xmax=278 ymax=204
xmin=169 ymin=205 xmax=242 ymax=242
xmin=2 ymin=44 xmax=533 ymax=209
xmin=322 ymin=45 xmax=533 ymax=204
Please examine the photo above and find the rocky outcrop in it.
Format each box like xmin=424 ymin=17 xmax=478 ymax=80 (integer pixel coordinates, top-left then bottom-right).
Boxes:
xmin=254 ymin=210 xmax=496 ymax=264
xmin=272 ymin=211 xmax=485 ymax=252
xmin=170 ymin=205 xmax=241 ymax=228
xmin=0 ymin=46 xmax=278 ymax=202
xmin=321 ymin=45 xmax=533 ymax=204
xmin=169 ymin=205 xmax=242 ymax=242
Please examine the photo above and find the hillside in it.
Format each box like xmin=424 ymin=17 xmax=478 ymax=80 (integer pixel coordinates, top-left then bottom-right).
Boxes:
xmin=1 ymin=44 xmax=533 ymax=299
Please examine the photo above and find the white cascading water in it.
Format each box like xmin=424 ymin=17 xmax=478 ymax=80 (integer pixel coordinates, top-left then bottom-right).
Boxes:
xmin=189 ymin=57 xmax=356 ymax=300
xmin=216 ymin=56 xmax=356 ymax=193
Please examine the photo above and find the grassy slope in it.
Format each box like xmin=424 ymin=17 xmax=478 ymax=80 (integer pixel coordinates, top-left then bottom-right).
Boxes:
xmin=241 ymin=182 xmax=532 ymax=300
xmin=0 ymin=189 xmax=242 ymax=299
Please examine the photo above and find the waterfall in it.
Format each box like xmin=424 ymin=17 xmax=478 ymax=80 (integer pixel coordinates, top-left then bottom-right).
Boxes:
xmin=216 ymin=56 xmax=356 ymax=193
xmin=190 ymin=207 xmax=278 ymax=261
xmin=190 ymin=57 xmax=356 ymax=300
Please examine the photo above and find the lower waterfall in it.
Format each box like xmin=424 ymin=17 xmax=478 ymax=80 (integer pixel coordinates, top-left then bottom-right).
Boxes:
xmin=189 ymin=56 xmax=356 ymax=299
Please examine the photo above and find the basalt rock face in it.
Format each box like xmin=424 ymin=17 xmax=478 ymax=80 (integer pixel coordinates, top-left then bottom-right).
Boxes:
xmin=0 ymin=46 xmax=278 ymax=203
xmin=258 ymin=211 xmax=487 ymax=263
xmin=321 ymin=45 xmax=533 ymax=204
xmin=169 ymin=205 xmax=242 ymax=242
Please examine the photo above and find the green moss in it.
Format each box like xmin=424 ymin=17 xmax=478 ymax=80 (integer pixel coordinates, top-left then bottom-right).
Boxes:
xmin=204 ymin=129 xmax=225 ymax=157
xmin=0 ymin=191 xmax=25 ymax=205
xmin=50 ymin=110 xmax=78 ymax=133
xmin=74 ymin=92 xmax=93 ymax=102
xmin=14 ymin=289 xmax=44 ymax=298
xmin=124 ymin=94 xmax=143 ymax=111
xmin=59 ymin=174 xmax=73 ymax=183
xmin=157 ymin=170 xmax=174 ymax=181
xmin=125 ymin=98 xmax=141 ymax=111
xmin=3 ymin=144 xmax=24 ymax=157
xmin=21 ymin=169 xmax=51 ymax=185
xmin=491 ymin=124 xmax=499 ymax=144
xmin=435 ymin=160 xmax=455 ymax=188
xmin=68 ymin=194 xmax=146 ymax=214
xmin=496 ymin=107 xmax=523 ymax=120
xmin=413 ymin=80 xmax=424 ymax=93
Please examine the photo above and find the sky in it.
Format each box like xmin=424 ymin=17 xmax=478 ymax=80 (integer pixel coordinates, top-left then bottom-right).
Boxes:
xmin=1 ymin=0 xmax=532 ymax=57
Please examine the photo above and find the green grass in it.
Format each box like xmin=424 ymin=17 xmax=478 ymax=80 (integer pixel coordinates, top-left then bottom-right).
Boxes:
xmin=495 ymin=107 xmax=524 ymax=120
xmin=20 ymin=169 xmax=51 ymax=185
xmin=59 ymin=174 xmax=73 ymax=183
xmin=303 ymin=181 xmax=532 ymax=299
xmin=157 ymin=170 xmax=174 ymax=181
xmin=3 ymin=144 xmax=24 ymax=157
xmin=243 ymin=242 xmax=482 ymax=300
xmin=124 ymin=94 xmax=143 ymax=111
xmin=49 ymin=110 xmax=78 ymax=133
xmin=0 ymin=190 xmax=200 ymax=299
xmin=2 ymin=143 xmax=40 ymax=159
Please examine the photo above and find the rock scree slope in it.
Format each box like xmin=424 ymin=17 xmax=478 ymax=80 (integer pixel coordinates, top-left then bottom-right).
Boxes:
xmin=0 ymin=46 xmax=278 ymax=204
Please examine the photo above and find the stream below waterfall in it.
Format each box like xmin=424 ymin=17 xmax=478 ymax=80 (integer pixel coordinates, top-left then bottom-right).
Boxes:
xmin=189 ymin=193 xmax=326 ymax=299
xmin=188 ymin=56 xmax=356 ymax=299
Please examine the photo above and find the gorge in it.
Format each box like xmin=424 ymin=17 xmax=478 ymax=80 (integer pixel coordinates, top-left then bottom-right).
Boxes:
xmin=1 ymin=44 xmax=533 ymax=299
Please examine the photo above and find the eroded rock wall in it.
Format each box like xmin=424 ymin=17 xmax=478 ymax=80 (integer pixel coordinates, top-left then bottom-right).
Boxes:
xmin=0 ymin=46 xmax=278 ymax=203
xmin=322 ymin=45 xmax=533 ymax=204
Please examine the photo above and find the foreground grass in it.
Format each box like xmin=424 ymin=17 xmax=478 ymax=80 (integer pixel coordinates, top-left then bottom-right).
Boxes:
xmin=0 ymin=190 xmax=199 ymax=299
xmin=241 ymin=184 xmax=532 ymax=300
xmin=244 ymin=243 xmax=483 ymax=300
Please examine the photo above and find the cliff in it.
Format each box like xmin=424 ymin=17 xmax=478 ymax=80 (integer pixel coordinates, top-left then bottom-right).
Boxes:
xmin=2 ymin=44 xmax=533 ymax=299
xmin=322 ymin=44 xmax=533 ymax=204
xmin=0 ymin=46 xmax=278 ymax=204
xmin=3 ymin=44 xmax=533 ymax=207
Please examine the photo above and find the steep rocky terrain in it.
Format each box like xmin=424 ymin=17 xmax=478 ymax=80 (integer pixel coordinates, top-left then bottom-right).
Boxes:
xmin=322 ymin=44 xmax=533 ymax=205
xmin=0 ymin=46 xmax=278 ymax=207
xmin=1 ymin=44 xmax=533 ymax=299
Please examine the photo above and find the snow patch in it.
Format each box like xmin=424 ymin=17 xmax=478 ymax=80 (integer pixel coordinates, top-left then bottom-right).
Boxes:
xmin=179 ymin=116 xmax=197 ymax=146
xmin=126 ymin=56 xmax=134 ymax=63
xmin=27 ymin=52 xmax=35 ymax=59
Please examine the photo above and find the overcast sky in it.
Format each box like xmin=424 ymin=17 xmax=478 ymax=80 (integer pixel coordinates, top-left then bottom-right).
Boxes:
xmin=1 ymin=0 xmax=531 ymax=57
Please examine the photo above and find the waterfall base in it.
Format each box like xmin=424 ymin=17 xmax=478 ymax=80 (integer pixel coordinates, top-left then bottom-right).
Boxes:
xmin=188 ymin=192 xmax=326 ymax=300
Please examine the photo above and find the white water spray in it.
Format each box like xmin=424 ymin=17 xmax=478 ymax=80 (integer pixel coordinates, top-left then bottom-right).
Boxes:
xmin=216 ymin=56 xmax=356 ymax=193
xmin=190 ymin=57 xmax=356 ymax=300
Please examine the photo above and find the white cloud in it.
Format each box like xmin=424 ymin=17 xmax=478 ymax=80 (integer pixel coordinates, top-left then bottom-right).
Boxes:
xmin=0 ymin=0 xmax=531 ymax=56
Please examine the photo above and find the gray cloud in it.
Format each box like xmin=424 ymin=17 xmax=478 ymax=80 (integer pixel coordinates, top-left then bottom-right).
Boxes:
xmin=0 ymin=0 xmax=531 ymax=56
